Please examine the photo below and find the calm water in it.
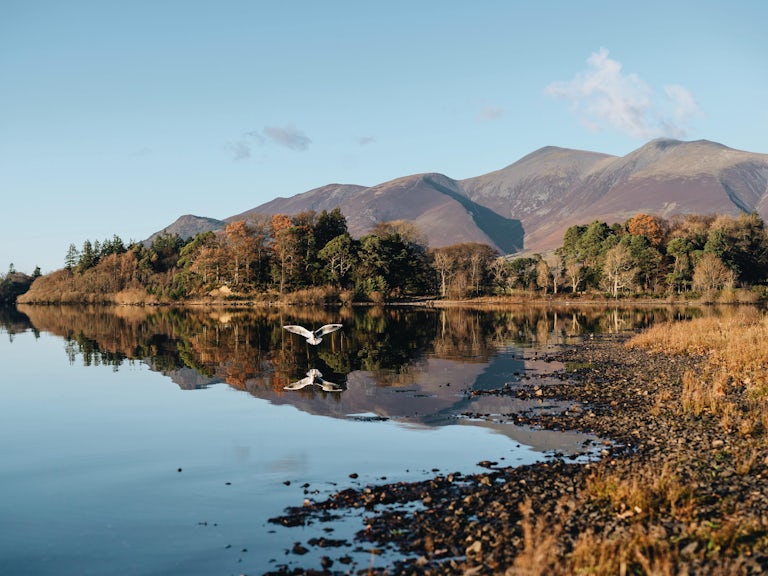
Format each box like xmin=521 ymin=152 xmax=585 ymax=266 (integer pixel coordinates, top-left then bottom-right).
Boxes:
xmin=0 ymin=304 xmax=697 ymax=574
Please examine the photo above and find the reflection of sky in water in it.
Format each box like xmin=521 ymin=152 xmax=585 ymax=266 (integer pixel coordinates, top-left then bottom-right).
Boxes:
xmin=0 ymin=330 xmax=564 ymax=576
xmin=3 ymin=303 xmax=687 ymax=575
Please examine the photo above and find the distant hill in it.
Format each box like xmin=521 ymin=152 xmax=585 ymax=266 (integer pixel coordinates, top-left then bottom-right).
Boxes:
xmin=144 ymin=214 xmax=225 ymax=246
xmin=146 ymin=139 xmax=768 ymax=254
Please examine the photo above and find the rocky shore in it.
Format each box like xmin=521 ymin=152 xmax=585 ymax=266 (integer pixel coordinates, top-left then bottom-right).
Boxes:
xmin=266 ymin=333 xmax=768 ymax=575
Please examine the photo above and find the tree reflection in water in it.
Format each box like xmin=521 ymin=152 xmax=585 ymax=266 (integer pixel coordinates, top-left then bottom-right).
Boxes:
xmin=10 ymin=303 xmax=700 ymax=388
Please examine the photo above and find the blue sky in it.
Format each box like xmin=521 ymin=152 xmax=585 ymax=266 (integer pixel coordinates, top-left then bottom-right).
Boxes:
xmin=1 ymin=0 xmax=766 ymax=273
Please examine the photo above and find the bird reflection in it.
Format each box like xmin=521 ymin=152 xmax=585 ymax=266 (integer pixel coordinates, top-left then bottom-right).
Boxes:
xmin=284 ymin=368 xmax=345 ymax=393
xmin=282 ymin=324 xmax=343 ymax=345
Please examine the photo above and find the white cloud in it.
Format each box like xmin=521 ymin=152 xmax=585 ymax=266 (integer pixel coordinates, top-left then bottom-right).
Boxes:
xmin=545 ymin=48 xmax=699 ymax=139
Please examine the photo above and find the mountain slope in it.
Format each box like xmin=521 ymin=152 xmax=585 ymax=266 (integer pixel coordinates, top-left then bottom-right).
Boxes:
xmin=146 ymin=139 xmax=768 ymax=254
xmin=145 ymin=214 xmax=225 ymax=245
xmin=233 ymin=174 xmax=523 ymax=253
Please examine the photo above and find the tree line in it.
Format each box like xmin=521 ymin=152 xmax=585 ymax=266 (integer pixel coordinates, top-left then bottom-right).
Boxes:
xmin=0 ymin=263 xmax=40 ymax=303
xmin=18 ymin=209 xmax=768 ymax=303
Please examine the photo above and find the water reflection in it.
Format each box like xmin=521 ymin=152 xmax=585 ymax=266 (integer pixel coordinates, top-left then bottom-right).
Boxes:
xmin=285 ymin=368 xmax=345 ymax=392
xmin=10 ymin=303 xmax=704 ymax=446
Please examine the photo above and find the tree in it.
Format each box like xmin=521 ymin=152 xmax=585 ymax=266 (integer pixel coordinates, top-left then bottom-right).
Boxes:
xmin=148 ymin=233 xmax=185 ymax=273
xmin=318 ymin=234 xmax=356 ymax=287
xmin=507 ymin=257 xmax=537 ymax=290
xmin=65 ymin=244 xmax=79 ymax=272
xmin=703 ymin=212 xmax=768 ymax=285
xmin=602 ymin=243 xmax=637 ymax=297
xmin=224 ymin=221 xmax=256 ymax=286
xmin=665 ymin=237 xmax=694 ymax=293
xmin=623 ymin=235 xmax=663 ymax=292
xmin=556 ymin=221 xmax=616 ymax=290
xmin=314 ymin=208 xmax=348 ymax=251
xmin=692 ymin=253 xmax=735 ymax=292
xmin=431 ymin=250 xmax=455 ymax=297
xmin=564 ymin=258 xmax=583 ymax=293
xmin=77 ymin=240 xmax=97 ymax=273
xmin=488 ymin=257 xmax=510 ymax=294
xmin=626 ymin=214 xmax=668 ymax=248
xmin=535 ymin=258 xmax=551 ymax=294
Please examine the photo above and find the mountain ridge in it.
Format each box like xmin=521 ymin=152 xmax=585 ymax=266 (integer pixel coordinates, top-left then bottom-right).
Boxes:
xmin=148 ymin=139 xmax=768 ymax=254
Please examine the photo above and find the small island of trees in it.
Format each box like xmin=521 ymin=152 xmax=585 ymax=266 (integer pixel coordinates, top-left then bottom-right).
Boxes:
xmin=15 ymin=208 xmax=768 ymax=305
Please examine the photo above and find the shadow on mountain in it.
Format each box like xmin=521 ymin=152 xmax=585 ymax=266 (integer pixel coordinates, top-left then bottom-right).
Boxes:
xmin=425 ymin=175 xmax=525 ymax=253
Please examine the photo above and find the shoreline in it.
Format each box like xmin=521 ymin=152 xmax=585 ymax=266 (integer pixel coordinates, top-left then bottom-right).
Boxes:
xmin=266 ymin=332 xmax=768 ymax=575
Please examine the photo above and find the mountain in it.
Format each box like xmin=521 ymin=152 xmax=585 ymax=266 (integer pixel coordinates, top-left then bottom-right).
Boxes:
xmin=144 ymin=214 xmax=225 ymax=246
xmin=229 ymin=175 xmax=524 ymax=253
xmin=147 ymin=139 xmax=768 ymax=254
xmin=493 ymin=139 xmax=768 ymax=251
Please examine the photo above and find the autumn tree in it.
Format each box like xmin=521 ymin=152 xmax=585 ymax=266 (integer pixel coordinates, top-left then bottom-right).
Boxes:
xmin=626 ymin=213 xmax=668 ymax=248
xmin=431 ymin=250 xmax=454 ymax=297
xmin=269 ymin=214 xmax=294 ymax=294
xmin=430 ymin=243 xmax=498 ymax=298
xmin=224 ymin=221 xmax=256 ymax=287
xmin=535 ymin=258 xmax=552 ymax=294
xmin=692 ymin=253 xmax=735 ymax=291
xmin=564 ymin=258 xmax=584 ymax=293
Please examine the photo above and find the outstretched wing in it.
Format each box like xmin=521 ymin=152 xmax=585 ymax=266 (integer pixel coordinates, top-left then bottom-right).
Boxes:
xmin=316 ymin=378 xmax=344 ymax=392
xmin=314 ymin=324 xmax=343 ymax=337
xmin=284 ymin=375 xmax=314 ymax=390
xmin=283 ymin=325 xmax=314 ymax=339
xmin=320 ymin=381 xmax=344 ymax=393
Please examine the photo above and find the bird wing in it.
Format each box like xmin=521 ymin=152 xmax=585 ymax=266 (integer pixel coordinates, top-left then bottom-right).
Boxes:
xmin=319 ymin=380 xmax=343 ymax=392
xmin=284 ymin=375 xmax=314 ymax=390
xmin=283 ymin=325 xmax=314 ymax=339
xmin=314 ymin=324 xmax=343 ymax=337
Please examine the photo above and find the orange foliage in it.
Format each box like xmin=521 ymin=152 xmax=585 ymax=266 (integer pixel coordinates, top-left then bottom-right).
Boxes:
xmin=626 ymin=214 xmax=667 ymax=247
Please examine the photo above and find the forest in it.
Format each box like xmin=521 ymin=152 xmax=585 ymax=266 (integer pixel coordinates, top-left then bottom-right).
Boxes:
xmin=15 ymin=208 xmax=768 ymax=304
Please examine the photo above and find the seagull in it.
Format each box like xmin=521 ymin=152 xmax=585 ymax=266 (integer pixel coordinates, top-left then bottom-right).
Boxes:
xmin=284 ymin=369 xmax=343 ymax=392
xmin=282 ymin=323 xmax=343 ymax=345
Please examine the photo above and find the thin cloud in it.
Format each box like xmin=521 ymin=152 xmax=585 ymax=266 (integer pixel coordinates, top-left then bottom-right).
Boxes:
xmin=263 ymin=125 xmax=311 ymax=151
xmin=478 ymin=105 xmax=504 ymax=122
xmin=357 ymin=136 xmax=376 ymax=146
xmin=545 ymin=48 xmax=699 ymax=139
xmin=226 ymin=140 xmax=251 ymax=161
xmin=226 ymin=126 xmax=310 ymax=160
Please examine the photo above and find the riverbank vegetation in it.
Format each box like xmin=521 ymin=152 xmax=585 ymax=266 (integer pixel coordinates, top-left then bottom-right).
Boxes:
xmin=16 ymin=209 xmax=768 ymax=304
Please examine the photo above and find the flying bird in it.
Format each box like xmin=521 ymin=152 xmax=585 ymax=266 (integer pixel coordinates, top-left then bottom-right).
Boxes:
xmin=284 ymin=369 xmax=343 ymax=392
xmin=282 ymin=323 xmax=343 ymax=345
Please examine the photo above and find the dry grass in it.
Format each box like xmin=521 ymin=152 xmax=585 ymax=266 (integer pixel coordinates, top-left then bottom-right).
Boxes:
xmin=506 ymin=499 xmax=564 ymax=576
xmin=627 ymin=308 xmax=768 ymax=435
xmin=585 ymin=461 xmax=697 ymax=523
xmin=279 ymin=285 xmax=340 ymax=304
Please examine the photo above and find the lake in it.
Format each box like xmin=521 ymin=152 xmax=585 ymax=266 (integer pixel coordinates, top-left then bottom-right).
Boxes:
xmin=0 ymin=303 xmax=697 ymax=574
